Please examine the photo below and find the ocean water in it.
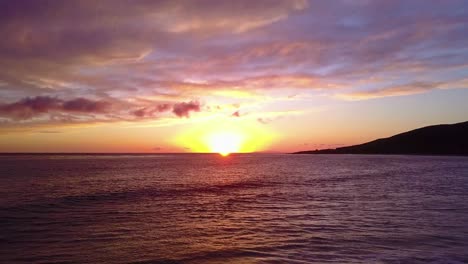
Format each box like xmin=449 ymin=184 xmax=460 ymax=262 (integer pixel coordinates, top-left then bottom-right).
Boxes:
xmin=1 ymin=154 xmax=468 ymax=264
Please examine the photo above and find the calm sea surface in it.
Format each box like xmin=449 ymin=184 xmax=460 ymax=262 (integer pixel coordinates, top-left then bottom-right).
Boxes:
xmin=1 ymin=154 xmax=468 ymax=263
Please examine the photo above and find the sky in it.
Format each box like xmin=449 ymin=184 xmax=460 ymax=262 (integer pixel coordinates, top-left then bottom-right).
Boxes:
xmin=0 ymin=0 xmax=468 ymax=153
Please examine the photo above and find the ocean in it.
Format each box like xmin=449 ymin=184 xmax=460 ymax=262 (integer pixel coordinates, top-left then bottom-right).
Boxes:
xmin=1 ymin=154 xmax=468 ymax=263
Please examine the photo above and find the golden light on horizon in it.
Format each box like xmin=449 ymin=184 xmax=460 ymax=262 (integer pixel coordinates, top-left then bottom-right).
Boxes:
xmin=207 ymin=131 xmax=243 ymax=156
xmin=173 ymin=119 xmax=276 ymax=154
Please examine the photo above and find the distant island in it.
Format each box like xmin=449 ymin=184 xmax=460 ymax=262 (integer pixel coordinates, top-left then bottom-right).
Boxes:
xmin=294 ymin=121 xmax=468 ymax=156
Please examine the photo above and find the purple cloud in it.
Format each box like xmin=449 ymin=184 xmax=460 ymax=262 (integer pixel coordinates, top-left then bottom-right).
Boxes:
xmin=0 ymin=96 xmax=111 ymax=120
xmin=0 ymin=96 xmax=61 ymax=120
xmin=131 ymin=103 xmax=172 ymax=118
xmin=172 ymin=101 xmax=201 ymax=118
xmin=62 ymin=98 xmax=110 ymax=113
xmin=157 ymin=104 xmax=171 ymax=112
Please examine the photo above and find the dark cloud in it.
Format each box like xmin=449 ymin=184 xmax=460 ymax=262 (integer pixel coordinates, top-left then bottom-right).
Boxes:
xmin=157 ymin=104 xmax=171 ymax=112
xmin=62 ymin=98 xmax=110 ymax=113
xmin=172 ymin=101 xmax=201 ymax=118
xmin=0 ymin=96 xmax=111 ymax=120
xmin=0 ymin=96 xmax=62 ymax=120
xmin=0 ymin=95 xmax=206 ymax=125
xmin=131 ymin=103 xmax=172 ymax=118
xmin=132 ymin=108 xmax=148 ymax=118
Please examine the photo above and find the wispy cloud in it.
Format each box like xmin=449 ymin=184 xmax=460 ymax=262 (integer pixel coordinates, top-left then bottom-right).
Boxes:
xmin=339 ymin=78 xmax=468 ymax=100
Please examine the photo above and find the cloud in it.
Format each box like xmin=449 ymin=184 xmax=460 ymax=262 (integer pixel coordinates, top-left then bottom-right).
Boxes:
xmin=339 ymin=78 xmax=468 ymax=100
xmin=38 ymin=130 xmax=62 ymax=134
xmin=0 ymin=0 xmax=306 ymax=70
xmin=0 ymin=0 xmax=314 ymax=109
xmin=0 ymin=96 xmax=204 ymax=123
xmin=62 ymin=98 xmax=110 ymax=113
xmin=157 ymin=104 xmax=172 ymax=112
xmin=152 ymin=74 xmax=333 ymax=98
xmin=162 ymin=0 xmax=308 ymax=33
xmin=0 ymin=96 xmax=62 ymax=120
xmin=132 ymin=101 xmax=202 ymax=118
xmin=340 ymin=82 xmax=438 ymax=100
xmin=132 ymin=103 xmax=172 ymax=118
xmin=0 ymin=96 xmax=112 ymax=120
xmin=1 ymin=0 xmax=468 ymax=130
xmin=172 ymin=101 xmax=201 ymax=118
xmin=257 ymin=118 xmax=271 ymax=124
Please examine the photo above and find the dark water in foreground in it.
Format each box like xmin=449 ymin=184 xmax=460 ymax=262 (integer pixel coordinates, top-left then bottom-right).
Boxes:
xmin=1 ymin=154 xmax=468 ymax=263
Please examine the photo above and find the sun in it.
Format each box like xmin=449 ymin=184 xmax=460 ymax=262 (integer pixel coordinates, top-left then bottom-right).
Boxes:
xmin=207 ymin=131 xmax=243 ymax=156
xmin=173 ymin=120 xmax=276 ymax=154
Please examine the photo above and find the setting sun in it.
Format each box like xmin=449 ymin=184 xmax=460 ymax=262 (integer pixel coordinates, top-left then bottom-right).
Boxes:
xmin=207 ymin=132 xmax=243 ymax=156
xmin=173 ymin=121 xmax=276 ymax=154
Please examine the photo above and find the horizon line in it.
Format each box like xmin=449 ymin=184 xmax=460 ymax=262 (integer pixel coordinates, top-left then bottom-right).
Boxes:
xmin=0 ymin=152 xmax=287 ymax=155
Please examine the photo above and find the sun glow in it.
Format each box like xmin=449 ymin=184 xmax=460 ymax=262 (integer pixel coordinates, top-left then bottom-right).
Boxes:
xmin=173 ymin=119 xmax=276 ymax=154
xmin=207 ymin=132 xmax=243 ymax=156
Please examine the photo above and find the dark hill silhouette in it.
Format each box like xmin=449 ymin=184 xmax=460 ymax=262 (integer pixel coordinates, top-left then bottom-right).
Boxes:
xmin=294 ymin=121 xmax=468 ymax=156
